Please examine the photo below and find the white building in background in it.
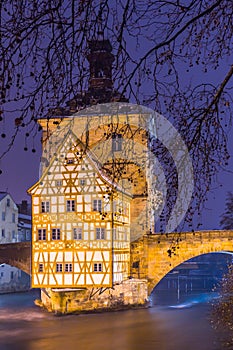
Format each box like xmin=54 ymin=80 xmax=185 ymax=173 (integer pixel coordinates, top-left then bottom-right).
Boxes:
xmin=0 ymin=264 xmax=21 ymax=283
xmin=18 ymin=213 xmax=31 ymax=241
xmin=0 ymin=263 xmax=30 ymax=294
xmin=17 ymin=200 xmax=32 ymax=242
xmin=0 ymin=194 xmax=32 ymax=243
xmin=0 ymin=193 xmax=31 ymax=293
xmin=0 ymin=192 xmax=18 ymax=243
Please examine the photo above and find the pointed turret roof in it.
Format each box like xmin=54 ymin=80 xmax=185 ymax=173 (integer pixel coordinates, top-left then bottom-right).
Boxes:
xmin=49 ymin=33 xmax=128 ymax=117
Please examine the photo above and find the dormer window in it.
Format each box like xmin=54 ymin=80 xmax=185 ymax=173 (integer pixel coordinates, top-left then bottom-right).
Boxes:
xmin=56 ymin=180 xmax=63 ymax=187
xmin=67 ymin=158 xmax=74 ymax=164
xmin=112 ymin=133 xmax=122 ymax=152
xmin=80 ymin=179 xmax=86 ymax=186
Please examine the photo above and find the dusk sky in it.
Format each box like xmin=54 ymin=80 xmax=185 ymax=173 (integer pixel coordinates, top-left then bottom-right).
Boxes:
xmin=0 ymin=1 xmax=232 ymax=232
xmin=1 ymin=4 xmax=233 ymax=346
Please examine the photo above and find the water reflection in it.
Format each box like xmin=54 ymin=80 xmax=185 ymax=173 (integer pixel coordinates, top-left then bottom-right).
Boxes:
xmin=151 ymin=288 xmax=220 ymax=308
xmin=0 ymin=289 xmax=222 ymax=350
xmin=1 ymin=252 xmax=231 ymax=349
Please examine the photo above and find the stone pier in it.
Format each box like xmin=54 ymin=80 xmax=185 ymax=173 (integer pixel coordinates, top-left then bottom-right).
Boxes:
xmin=38 ymin=278 xmax=148 ymax=314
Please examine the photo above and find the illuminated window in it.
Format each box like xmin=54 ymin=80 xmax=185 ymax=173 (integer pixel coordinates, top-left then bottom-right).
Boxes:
xmin=73 ymin=228 xmax=82 ymax=240
xmin=93 ymin=263 xmax=102 ymax=272
xmin=112 ymin=133 xmax=122 ymax=152
xmin=113 ymin=228 xmax=117 ymax=240
xmin=38 ymin=264 xmax=44 ymax=273
xmin=65 ymin=263 xmax=72 ymax=272
xmin=2 ymin=212 xmax=5 ymax=221
xmin=93 ymin=199 xmax=102 ymax=212
xmin=67 ymin=200 xmax=75 ymax=212
xmin=52 ymin=228 xmax=60 ymax=240
xmin=96 ymin=228 xmax=105 ymax=240
xmin=56 ymin=263 xmax=63 ymax=272
xmin=41 ymin=201 xmax=50 ymax=213
xmin=38 ymin=229 xmax=46 ymax=240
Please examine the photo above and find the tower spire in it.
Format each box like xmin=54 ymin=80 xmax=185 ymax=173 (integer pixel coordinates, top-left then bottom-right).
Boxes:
xmin=87 ymin=37 xmax=114 ymax=92
xmin=64 ymin=2 xmax=128 ymax=114
xmin=96 ymin=1 xmax=105 ymax=39
xmin=86 ymin=1 xmax=113 ymax=91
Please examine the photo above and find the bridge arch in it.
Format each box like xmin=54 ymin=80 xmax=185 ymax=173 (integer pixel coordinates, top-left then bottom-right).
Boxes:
xmin=150 ymin=251 xmax=233 ymax=295
xmin=130 ymin=230 xmax=233 ymax=294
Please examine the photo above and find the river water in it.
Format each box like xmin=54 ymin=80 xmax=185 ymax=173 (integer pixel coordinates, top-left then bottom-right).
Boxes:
xmin=0 ymin=289 xmax=228 ymax=350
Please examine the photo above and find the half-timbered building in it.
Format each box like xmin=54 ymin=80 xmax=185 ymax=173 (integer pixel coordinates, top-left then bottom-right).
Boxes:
xmin=28 ymin=132 xmax=131 ymax=288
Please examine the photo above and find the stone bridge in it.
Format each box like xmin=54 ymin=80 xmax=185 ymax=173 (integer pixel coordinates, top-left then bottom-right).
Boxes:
xmin=130 ymin=230 xmax=233 ymax=294
xmin=1 ymin=230 xmax=233 ymax=292
xmin=0 ymin=242 xmax=31 ymax=275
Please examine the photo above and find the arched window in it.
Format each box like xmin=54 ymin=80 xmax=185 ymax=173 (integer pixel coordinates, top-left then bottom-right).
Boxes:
xmin=95 ymin=63 xmax=105 ymax=78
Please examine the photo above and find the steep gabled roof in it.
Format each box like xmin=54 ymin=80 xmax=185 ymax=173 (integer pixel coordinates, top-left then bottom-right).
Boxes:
xmin=0 ymin=192 xmax=17 ymax=206
xmin=0 ymin=192 xmax=8 ymax=202
xmin=28 ymin=130 xmax=132 ymax=198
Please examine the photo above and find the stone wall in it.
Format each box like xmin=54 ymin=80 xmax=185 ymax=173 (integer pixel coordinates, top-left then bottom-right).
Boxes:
xmin=39 ymin=278 xmax=148 ymax=314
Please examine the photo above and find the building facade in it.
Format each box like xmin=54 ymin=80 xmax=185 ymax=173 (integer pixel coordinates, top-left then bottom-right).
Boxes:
xmin=0 ymin=192 xmax=18 ymax=243
xmin=29 ymin=132 xmax=131 ymax=288
xmin=17 ymin=200 xmax=32 ymax=242
xmin=18 ymin=213 xmax=31 ymax=242
xmin=0 ymin=193 xmax=31 ymax=293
